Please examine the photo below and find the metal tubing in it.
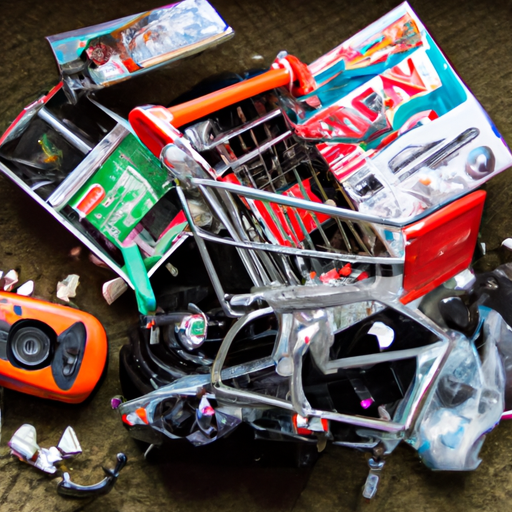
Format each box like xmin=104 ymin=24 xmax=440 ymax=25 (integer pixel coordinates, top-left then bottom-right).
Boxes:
xmin=200 ymin=186 xmax=270 ymax=286
xmin=48 ymin=124 xmax=128 ymax=209
xmin=191 ymin=177 xmax=407 ymax=227
xmin=38 ymin=107 xmax=93 ymax=154
xmin=176 ymin=186 xmax=243 ymax=318
xmin=194 ymin=227 xmax=404 ymax=265
xmin=325 ymin=342 xmax=445 ymax=371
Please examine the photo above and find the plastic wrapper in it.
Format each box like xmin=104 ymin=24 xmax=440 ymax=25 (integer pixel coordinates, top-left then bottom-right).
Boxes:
xmin=408 ymin=309 xmax=505 ymax=470
xmin=46 ymin=0 xmax=233 ymax=91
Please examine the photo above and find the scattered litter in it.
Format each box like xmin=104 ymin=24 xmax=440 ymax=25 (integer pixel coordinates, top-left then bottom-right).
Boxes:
xmin=502 ymin=238 xmax=512 ymax=251
xmin=3 ymin=270 xmax=19 ymax=292
xmin=102 ymin=277 xmax=128 ymax=305
xmin=16 ymin=280 xmax=34 ymax=296
xmin=9 ymin=424 xmax=126 ymax=498
xmin=56 ymin=274 xmax=80 ymax=302
xmin=58 ymin=426 xmax=82 ymax=457
xmin=8 ymin=424 xmax=82 ymax=474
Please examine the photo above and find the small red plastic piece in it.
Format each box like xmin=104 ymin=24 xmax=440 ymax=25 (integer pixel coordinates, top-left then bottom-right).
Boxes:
xmin=281 ymin=54 xmax=317 ymax=96
xmin=320 ymin=268 xmax=340 ymax=283
xmin=339 ymin=263 xmax=352 ymax=277
xmin=356 ymin=271 xmax=369 ymax=281
xmin=135 ymin=407 xmax=149 ymax=425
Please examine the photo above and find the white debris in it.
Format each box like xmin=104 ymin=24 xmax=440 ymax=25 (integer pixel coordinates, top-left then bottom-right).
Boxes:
xmin=8 ymin=424 xmax=39 ymax=460
xmin=368 ymin=321 xmax=395 ymax=350
xmin=57 ymin=426 xmax=82 ymax=457
xmin=56 ymin=274 xmax=80 ymax=302
xmin=502 ymin=238 xmax=512 ymax=251
xmin=3 ymin=269 xmax=18 ymax=291
xmin=16 ymin=281 xmax=34 ymax=296
xmin=102 ymin=277 xmax=128 ymax=305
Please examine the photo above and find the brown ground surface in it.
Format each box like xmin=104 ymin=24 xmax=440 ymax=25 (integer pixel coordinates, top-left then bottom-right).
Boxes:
xmin=2 ymin=0 xmax=512 ymax=510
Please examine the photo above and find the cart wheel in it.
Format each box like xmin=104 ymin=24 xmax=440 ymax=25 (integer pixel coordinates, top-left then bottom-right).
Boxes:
xmin=10 ymin=326 xmax=51 ymax=367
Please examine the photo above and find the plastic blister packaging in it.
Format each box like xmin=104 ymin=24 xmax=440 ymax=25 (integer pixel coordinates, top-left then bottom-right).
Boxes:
xmin=408 ymin=309 xmax=505 ymax=470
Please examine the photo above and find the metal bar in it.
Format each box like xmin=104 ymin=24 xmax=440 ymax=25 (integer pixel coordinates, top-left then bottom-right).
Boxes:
xmin=307 ymin=159 xmax=354 ymax=252
xmin=191 ymin=177 xmax=407 ymax=228
xmin=334 ymin=179 xmax=372 ymax=245
xmin=168 ymin=67 xmax=290 ymax=128
xmin=219 ymin=189 xmax=286 ymax=284
xmin=193 ymin=226 xmax=404 ymax=265
xmin=48 ymin=124 xmax=128 ymax=209
xmin=249 ymin=128 xmax=276 ymax=192
xmin=203 ymin=109 xmax=282 ymax=150
xmin=212 ymin=308 xmax=273 ymax=385
xmin=284 ymin=204 xmax=317 ymax=251
xmin=211 ymin=307 xmax=406 ymax=433
xmin=291 ymin=167 xmax=332 ymax=249
xmin=38 ymin=107 xmax=93 ymax=154
xmin=325 ymin=342 xmax=444 ymax=371
xmin=309 ymin=408 xmax=405 ymax=433
xmin=216 ymin=131 xmax=292 ymax=176
xmin=199 ymin=186 xmax=272 ymax=286
xmin=262 ymin=201 xmax=297 ymax=247
xmin=176 ymin=186 xmax=243 ymax=318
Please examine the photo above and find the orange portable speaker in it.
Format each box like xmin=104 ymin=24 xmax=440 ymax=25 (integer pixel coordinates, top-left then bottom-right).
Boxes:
xmin=0 ymin=292 xmax=108 ymax=403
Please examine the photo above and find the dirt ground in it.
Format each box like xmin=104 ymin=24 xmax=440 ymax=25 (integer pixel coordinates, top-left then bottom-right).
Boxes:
xmin=2 ymin=0 xmax=512 ymax=510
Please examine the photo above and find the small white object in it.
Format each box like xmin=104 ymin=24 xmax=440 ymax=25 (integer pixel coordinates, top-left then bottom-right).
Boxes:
xmin=16 ymin=280 xmax=34 ymax=296
xmin=4 ymin=270 xmax=19 ymax=291
xmin=502 ymin=238 xmax=512 ymax=251
xmin=165 ymin=262 xmax=179 ymax=277
xmin=57 ymin=274 xmax=80 ymax=302
xmin=378 ymin=405 xmax=392 ymax=421
xmin=102 ymin=277 xmax=128 ymax=305
xmin=451 ymin=269 xmax=476 ymax=290
xmin=149 ymin=325 xmax=160 ymax=345
xmin=199 ymin=396 xmax=215 ymax=416
xmin=368 ymin=322 xmax=395 ymax=350
xmin=8 ymin=424 xmax=39 ymax=460
xmin=58 ymin=426 xmax=82 ymax=457
xmin=34 ymin=446 xmax=61 ymax=474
